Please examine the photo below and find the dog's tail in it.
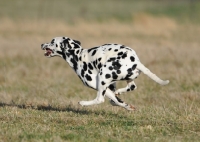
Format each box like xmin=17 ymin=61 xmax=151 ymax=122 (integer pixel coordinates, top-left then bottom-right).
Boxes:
xmin=137 ymin=62 xmax=169 ymax=85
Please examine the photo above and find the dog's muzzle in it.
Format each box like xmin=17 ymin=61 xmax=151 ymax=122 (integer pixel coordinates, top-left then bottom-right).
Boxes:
xmin=41 ymin=44 xmax=53 ymax=56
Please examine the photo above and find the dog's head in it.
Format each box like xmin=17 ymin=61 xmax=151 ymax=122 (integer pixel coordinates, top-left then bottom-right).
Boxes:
xmin=41 ymin=37 xmax=81 ymax=58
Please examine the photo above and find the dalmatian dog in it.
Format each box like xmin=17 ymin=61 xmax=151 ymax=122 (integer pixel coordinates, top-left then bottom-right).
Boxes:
xmin=41 ymin=37 xmax=169 ymax=111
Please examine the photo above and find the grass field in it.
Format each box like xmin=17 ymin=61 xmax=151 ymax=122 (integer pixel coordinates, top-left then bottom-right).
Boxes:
xmin=0 ymin=0 xmax=200 ymax=141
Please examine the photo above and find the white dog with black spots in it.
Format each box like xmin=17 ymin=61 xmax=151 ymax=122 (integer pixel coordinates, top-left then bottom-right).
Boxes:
xmin=41 ymin=37 xmax=169 ymax=111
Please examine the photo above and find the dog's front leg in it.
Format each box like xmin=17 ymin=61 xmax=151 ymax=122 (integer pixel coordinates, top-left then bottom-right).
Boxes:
xmin=79 ymin=76 xmax=106 ymax=106
xmin=78 ymin=89 xmax=106 ymax=106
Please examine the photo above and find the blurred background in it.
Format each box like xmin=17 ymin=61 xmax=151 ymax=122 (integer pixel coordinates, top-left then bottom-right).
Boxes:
xmin=0 ymin=0 xmax=200 ymax=107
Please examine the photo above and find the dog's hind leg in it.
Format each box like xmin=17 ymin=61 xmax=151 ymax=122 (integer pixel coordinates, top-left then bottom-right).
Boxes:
xmin=105 ymin=88 xmax=135 ymax=111
xmin=115 ymin=80 xmax=137 ymax=95
xmin=108 ymin=81 xmax=136 ymax=110
xmin=108 ymin=83 xmax=125 ymax=106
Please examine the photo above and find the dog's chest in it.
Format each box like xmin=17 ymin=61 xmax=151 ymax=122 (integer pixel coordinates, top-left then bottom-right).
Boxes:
xmin=75 ymin=55 xmax=103 ymax=90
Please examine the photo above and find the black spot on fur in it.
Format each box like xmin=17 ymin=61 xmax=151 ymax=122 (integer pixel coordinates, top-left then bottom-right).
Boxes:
xmin=68 ymin=49 xmax=75 ymax=55
xmin=83 ymin=62 xmax=87 ymax=71
xmin=105 ymin=74 xmax=111 ymax=79
xmin=76 ymin=50 xmax=80 ymax=54
xmin=108 ymin=84 xmax=115 ymax=91
xmin=122 ymin=53 xmax=127 ymax=59
xmin=70 ymin=58 xmax=78 ymax=71
xmin=130 ymin=56 xmax=135 ymax=62
xmin=108 ymin=57 xmax=116 ymax=62
xmin=88 ymin=47 xmax=98 ymax=53
xmin=127 ymin=89 xmax=130 ymax=92
xmin=112 ymin=61 xmax=122 ymax=70
xmin=88 ymin=63 xmax=93 ymax=70
xmin=127 ymin=68 xmax=132 ymax=74
xmin=102 ymin=90 xmax=106 ymax=96
xmin=92 ymin=50 xmax=97 ymax=56
xmin=130 ymin=85 xmax=135 ymax=90
xmin=108 ymin=48 xmax=112 ymax=51
xmin=101 ymin=81 xmax=105 ymax=85
xmin=79 ymin=56 xmax=82 ymax=61
xmin=124 ymin=73 xmax=133 ymax=80
xmin=98 ymin=63 xmax=102 ymax=70
xmin=56 ymin=44 xmax=58 ymax=47
xmin=95 ymin=60 xmax=98 ymax=65
xmin=93 ymin=61 xmax=97 ymax=69
xmin=98 ymin=58 xmax=102 ymax=62
xmin=109 ymin=66 xmax=113 ymax=70
xmin=112 ymin=72 xmax=118 ymax=79
xmin=132 ymin=64 xmax=137 ymax=70
xmin=85 ymin=74 xmax=92 ymax=81
xmin=117 ymin=70 xmax=121 ymax=74
xmin=120 ymin=45 xmax=125 ymax=49
xmin=88 ymin=70 xmax=92 ymax=74
xmin=81 ymin=69 xmax=85 ymax=77
xmin=114 ymin=49 xmax=118 ymax=52
xmin=117 ymin=52 xmax=123 ymax=56
xmin=123 ymin=68 xmax=133 ymax=80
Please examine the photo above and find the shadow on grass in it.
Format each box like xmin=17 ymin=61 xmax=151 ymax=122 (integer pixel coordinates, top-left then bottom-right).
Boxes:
xmin=0 ymin=102 xmax=128 ymax=118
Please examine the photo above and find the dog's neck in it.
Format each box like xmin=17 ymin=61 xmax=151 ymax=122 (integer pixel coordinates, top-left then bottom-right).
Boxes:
xmin=63 ymin=45 xmax=84 ymax=72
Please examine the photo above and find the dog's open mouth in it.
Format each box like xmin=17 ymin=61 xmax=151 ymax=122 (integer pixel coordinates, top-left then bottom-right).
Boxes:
xmin=44 ymin=48 xmax=53 ymax=56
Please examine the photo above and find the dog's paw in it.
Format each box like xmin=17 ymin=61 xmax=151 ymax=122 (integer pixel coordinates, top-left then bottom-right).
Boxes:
xmin=125 ymin=104 xmax=136 ymax=111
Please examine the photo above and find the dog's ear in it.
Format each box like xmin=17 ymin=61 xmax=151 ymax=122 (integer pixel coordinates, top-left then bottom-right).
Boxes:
xmin=63 ymin=38 xmax=81 ymax=49
xmin=73 ymin=39 xmax=81 ymax=45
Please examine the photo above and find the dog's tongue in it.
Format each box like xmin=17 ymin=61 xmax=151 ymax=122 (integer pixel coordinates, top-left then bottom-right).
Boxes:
xmin=45 ymin=49 xmax=52 ymax=56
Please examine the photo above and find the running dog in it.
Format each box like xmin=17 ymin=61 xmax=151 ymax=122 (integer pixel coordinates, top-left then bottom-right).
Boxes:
xmin=41 ymin=37 xmax=169 ymax=110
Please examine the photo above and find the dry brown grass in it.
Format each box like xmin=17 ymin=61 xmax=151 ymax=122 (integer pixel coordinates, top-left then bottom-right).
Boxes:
xmin=0 ymin=14 xmax=200 ymax=141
